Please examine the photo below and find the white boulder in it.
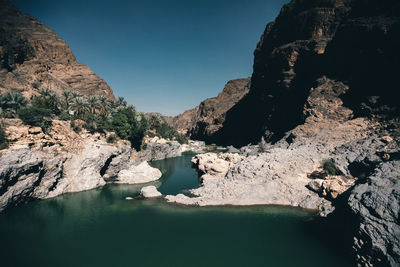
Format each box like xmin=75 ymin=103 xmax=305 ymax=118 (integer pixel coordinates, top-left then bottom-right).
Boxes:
xmin=141 ymin=186 xmax=162 ymax=198
xmin=116 ymin=161 xmax=162 ymax=184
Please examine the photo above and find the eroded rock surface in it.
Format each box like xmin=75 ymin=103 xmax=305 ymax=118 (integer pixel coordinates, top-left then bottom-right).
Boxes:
xmin=0 ymin=119 xmax=180 ymax=212
xmin=116 ymin=162 xmax=162 ymax=184
xmin=141 ymin=185 xmax=162 ymax=198
xmin=0 ymin=0 xmax=114 ymax=99
xmin=347 ymin=161 xmax=400 ymax=267
xmin=133 ymin=136 xmax=182 ymax=161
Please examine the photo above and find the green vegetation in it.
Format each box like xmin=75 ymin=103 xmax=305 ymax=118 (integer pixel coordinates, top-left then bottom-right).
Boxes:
xmin=147 ymin=114 xmax=188 ymax=144
xmin=106 ymin=134 xmax=117 ymax=144
xmin=182 ymin=150 xmax=196 ymax=155
xmin=0 ymin=92 xmax=28 ymax=118
xmin=0 ymin=89 xmax=185 ymax=151
xmin=321 ymin=159 xmax=343 ymax=176
xmin=258 ymin=142 xmax=265 ymax=153
xmin=18 ymin=106 xmax=52 ymax=133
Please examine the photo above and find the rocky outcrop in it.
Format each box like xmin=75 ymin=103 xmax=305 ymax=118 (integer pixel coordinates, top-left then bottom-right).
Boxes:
xmin=191 ymin=153 xmax=241 ymax=183
xmin=0 ymin=119 xmax=185 ymax=212
xmin=172 ymin=78 xmax=250 ymax=141
xmin=181 ymin=140 xmax=205 ymax=154
xmin=346 ymin=161 xmax=400 ymax=267
xmin=140 ymin=185 xmax=162 ymax=198
xmin=0 ymin=139 xmax=131 ymax=211
xmin=198 ymin=0 xmax=400 ymax=147
xmin=0 ymin=0 xmax=114 ymax=99
xmin=116 ymin=162 xmax=162 ymax=184
xmin=134 ymin=136 xmax=182 ymax=161
xmin=0 ymin=149 xmax=44 ymax=210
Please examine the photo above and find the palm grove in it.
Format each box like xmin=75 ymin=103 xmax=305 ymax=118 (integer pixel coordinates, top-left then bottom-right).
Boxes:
xmin=0 ymin=90 xmax=187 ymax=150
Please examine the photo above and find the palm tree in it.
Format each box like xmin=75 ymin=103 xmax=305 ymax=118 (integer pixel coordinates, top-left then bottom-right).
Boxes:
xmin=97 ymin=95 xmax=110 ymax=115
xmin=88 ymin=96 xmax=98 ymax=114
xmin=62 ymin=91 xmax=72 ymax=109
xmin=0 ymin=92 xmax=28 ymax=111
xmin=71 ymin=91 xmax=82 ymax=101
xmin=71 ymin=97 xmax=88 ymax=118
xmin=116 ymin=96 xmax=127 ymax=107
xmin=39 ymin=88 xmax=51 ymax=98
xmin=0 ymin=92 xmax=27 ymax=118
xmin=48 ymin=91 xmax=60 ymax=110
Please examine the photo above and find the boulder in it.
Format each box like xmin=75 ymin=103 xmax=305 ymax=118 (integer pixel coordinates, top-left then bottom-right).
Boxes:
xmin=28 ymin=127 xmax=42 ymax=135
xmin=226 ymin=145 xmax=240 ymax=153
xmin=116 ymin=161 xmax=162 ymax=184
xmin=191 ymin=152 xmax=242 ymax=183
xmin=140 ymin=186 xmax=162 ymax=198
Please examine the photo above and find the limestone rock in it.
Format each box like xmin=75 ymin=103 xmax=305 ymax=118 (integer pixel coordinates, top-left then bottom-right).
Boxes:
xmin=181 ymin=140 xmax=205 ymax=153
xmin=46 ymin=141 xmax=125 ymax=197
xmin=136 ymin=138 xmax=181 ymax=161
xmin=0 ymin=149 xmax=43 ymax=211
xmin=226 ymin=145 xmax=240 ymax=153
xmin=165 ymin=194 xmax=199 ymax=205
xmin=140 ymin=186 xmax=162 ymax=198
xmin=116 ymin=161 xmax=162 ymax=184
xmin=191 ymin=153 xmax=241 ymax=183
xmin=307 ymin=175 xmax=357 ymax=200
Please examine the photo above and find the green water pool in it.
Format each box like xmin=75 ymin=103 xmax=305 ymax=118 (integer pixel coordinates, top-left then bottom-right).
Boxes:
xmin=0 ymin=155 xmax=352 ymax=267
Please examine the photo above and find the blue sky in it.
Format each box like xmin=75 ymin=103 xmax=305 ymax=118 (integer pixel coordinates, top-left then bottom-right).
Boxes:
xmin=12 ymin=0 xmax=288 ymax=116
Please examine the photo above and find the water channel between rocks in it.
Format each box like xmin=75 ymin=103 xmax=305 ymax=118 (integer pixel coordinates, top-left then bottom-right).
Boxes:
xmin=0 ymin=154 xmax=352 ymax=267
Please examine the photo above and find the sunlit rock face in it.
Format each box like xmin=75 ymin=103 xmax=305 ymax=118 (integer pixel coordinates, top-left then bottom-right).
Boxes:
xmin=0 ymin=0 xmax=115 ymax=99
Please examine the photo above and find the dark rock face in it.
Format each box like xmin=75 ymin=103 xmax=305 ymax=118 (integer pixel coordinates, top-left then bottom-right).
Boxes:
xmin=347 ymin=161 xmax=400 ymax=267
xmin=211 ymin=0 xmax=400 ymax=146
xmin=172 ymin=78 xmax=250 ymax=143
xmin=0 ymin=0 xmax=115 ymax=99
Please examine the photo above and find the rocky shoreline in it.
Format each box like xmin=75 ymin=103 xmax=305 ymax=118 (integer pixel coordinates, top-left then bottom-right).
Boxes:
xmin=0 ymin=119 xmax=205 ymax=212
xmin=164 ymin=116 xmax=399 ymax=266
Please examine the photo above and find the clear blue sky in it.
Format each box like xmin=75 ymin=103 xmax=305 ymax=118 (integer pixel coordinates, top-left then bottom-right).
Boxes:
xmin=12 ymin=0 xmax=288 ymax=116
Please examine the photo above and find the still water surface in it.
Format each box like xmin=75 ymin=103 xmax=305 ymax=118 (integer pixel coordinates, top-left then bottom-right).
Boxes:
xmin=0 ymin=155 xmax=352 ymax=267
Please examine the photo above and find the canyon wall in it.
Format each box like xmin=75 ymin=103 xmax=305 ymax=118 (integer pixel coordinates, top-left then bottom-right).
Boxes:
xmin=0 ymin=0 xmax=115 ymax=99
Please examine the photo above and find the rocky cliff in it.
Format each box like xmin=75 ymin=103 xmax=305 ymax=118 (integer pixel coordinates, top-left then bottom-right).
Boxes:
xmin=0 ymin=0 xmax=115 ymax=99
xmin=166 ymin=1 xmax=400 ymax=265
xmin=172 ymin=78 xmax=250 ymax=142
xmin=199 ymin=0 xmax=400 ymax=147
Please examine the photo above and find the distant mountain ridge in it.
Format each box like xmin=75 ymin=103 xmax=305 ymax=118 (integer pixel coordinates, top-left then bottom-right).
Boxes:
xmin=0 ymin=0 xmax=115 ymax=99
xmin=171 ymin=78 xmax=250 ymax=142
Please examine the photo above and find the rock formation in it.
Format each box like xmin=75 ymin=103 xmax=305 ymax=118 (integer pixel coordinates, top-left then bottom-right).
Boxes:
xmin=175 ymin=0 xmax=400 ymax=147
xmin=116 ymin=161 xmax=162 ymax=184
xmin=0 ymin=118 xmax=182 ymax=212
xmin=172 ymin=78 xmax=250 ymax=141
xmin=134 ymin=136 xmax=182 ymax=161
xmin=0 ymin=0 xmax=115 ymax=99
xmin=180 ymin=140 xmax=205 ymax=154
xmin=140 ymin=185 xmax=162 ymax=198
xmin=166 ymin=1 xmax=400 ymax=265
